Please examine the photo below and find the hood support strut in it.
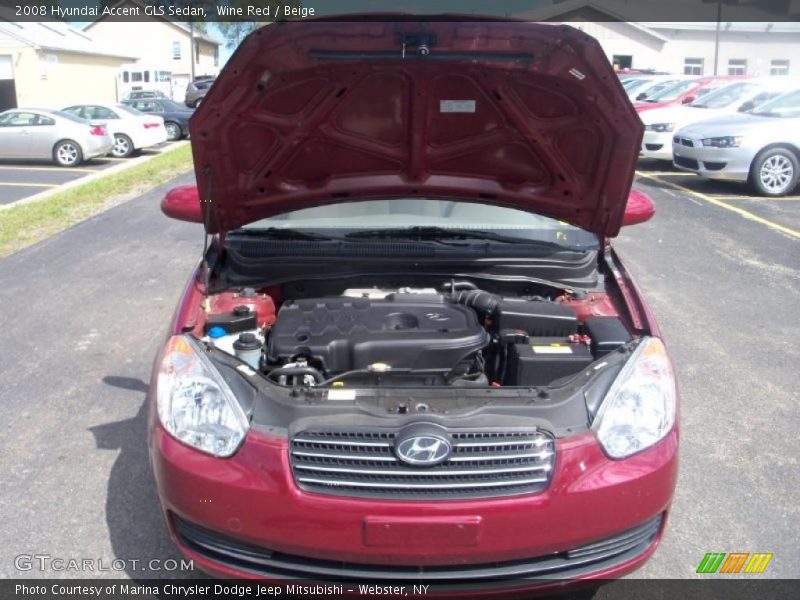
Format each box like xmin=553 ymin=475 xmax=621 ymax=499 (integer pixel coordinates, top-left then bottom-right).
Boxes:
xmin=201 ymin=166 xmax=213 ymax=313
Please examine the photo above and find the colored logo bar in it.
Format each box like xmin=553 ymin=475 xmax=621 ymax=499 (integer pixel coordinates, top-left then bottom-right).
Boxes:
xmin=697 ymin=552 xmax=773 ymax=574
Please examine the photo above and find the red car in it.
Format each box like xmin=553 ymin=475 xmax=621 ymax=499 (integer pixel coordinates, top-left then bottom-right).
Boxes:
xmin=635 ymin=76 xmax=749 ymax=113
xmin=150 ymin=17 xmax=678 ymax=595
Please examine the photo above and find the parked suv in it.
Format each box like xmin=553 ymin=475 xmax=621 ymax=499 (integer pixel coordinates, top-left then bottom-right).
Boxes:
xmin=184 ymin=76 xmax=215 ymax=108
xmin=152 ymin=18 xmax=678 ymax=595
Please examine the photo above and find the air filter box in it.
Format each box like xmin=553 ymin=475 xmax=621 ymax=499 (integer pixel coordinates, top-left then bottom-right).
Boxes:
xmin=495 ymin=299 xmax=578 ymax=337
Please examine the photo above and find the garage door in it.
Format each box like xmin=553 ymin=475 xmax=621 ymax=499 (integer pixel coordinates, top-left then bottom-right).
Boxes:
xmin=0 ymin=55 xmax=17 ymax=111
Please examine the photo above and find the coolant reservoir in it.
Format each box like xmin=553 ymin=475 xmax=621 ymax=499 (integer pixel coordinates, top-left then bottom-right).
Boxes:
xmin=233 ymin=333 xmax=262 ymax=369
xmin=207 ymin=327 xmax=264 ymax=365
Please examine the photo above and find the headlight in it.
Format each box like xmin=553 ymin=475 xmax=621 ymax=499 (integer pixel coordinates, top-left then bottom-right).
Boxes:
xmin=156 ymin=335 xmax=249 ymax=457
xmin=701 ymin=136 xmax=743 ymax=148
xmin=645 ymin=123 xmax=675 ymax=133
xmin=592 ymin=337 xmax=676 ymax=459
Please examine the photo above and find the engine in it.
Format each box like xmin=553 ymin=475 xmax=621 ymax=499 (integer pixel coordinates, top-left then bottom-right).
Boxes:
xmin=266 ymin=291 xmax=490 ymax=384
xmin=200 ymin=285 xmax=632 ymax=388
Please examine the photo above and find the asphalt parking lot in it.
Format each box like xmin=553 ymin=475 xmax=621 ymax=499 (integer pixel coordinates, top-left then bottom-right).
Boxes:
xmin=0 ymin=144 xmax=179 ymax=207
xmin=0 ymin=165 xmax=797 ymax=585
xmin=635 ymin=159 xmax=800 ymax=237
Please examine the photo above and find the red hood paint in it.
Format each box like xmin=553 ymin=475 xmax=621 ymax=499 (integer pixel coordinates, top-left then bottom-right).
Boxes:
xmin=189 ymin=16 xmax=643 ymax=237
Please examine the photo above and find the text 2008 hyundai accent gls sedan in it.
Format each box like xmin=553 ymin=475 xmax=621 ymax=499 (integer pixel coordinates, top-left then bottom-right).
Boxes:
xmin=149 ymin=17 xmax=678 ymax=595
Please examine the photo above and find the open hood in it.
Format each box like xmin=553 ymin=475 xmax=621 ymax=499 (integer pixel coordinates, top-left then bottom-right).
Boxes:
xmin=190 ymin=16 xmax=643 ymax=237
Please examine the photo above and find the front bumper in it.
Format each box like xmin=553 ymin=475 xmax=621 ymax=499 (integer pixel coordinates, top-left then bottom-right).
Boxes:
xmin=639 ymin=130 xmax=674 ymax=160
xmin=671 ymin=138 xmax=753 ymax=182
xmin=150 ymin=421 xmax=678 ymax=587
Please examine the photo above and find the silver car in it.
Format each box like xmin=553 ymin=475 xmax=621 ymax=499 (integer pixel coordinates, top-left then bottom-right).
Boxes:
xmin=671 ymin=89 xmax=800 ymax=196
xmin=0 ymin=108 xmax=113 ymax=167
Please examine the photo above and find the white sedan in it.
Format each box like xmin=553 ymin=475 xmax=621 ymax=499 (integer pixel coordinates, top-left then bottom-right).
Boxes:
xmin=639 ymin=78 xmax=800 ymax=161
xmin=61 ymin=103 xmax=168 ymax=158
xmin=0 ymin=108 xmax=112 ymax=167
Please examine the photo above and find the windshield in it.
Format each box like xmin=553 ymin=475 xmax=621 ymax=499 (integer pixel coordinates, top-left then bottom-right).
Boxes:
xmin=637 ymin=79 xmax=681 ymax=98
xmin=646 ymin=79 xmax=698 ymax=102
xmin=623 ymin=78 xmax=650 ymax=92
xmin=690 ymin=82 xmax=758 ymax=108
xmin=749 ymin=89 xmax=800 ymax=118
xmin=694 ymin=84 xmax=723 ymax=98
xmin=241 ymin=199 xmax=597 ymax=250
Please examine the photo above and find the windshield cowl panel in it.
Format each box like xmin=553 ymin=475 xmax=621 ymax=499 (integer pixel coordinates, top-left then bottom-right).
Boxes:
xmin=240 ymin=198 xmax=598 ymax=252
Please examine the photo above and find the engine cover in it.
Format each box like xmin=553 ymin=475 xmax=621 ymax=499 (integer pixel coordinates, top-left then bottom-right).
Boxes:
xmin=267 ymin=294 xmax=490 ymax=375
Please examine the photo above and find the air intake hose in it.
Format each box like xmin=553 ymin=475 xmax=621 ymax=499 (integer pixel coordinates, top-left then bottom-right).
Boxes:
xmin=451 ymin=289 xmax=502 ymax=318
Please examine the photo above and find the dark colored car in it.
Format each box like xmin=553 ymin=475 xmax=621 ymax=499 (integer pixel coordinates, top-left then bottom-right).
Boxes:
xmin=121 ymin=98 xmax=191 ymax=141
xmin=122 ymin=90 xmax=169 ymax=101
xmin=184 ymin=76 xmax=215 ymax=108
xmin=151 ymin=18 xmax=678 ymax=595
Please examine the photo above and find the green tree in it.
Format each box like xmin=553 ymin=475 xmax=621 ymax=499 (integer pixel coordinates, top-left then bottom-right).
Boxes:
xmin=216 ymin=0 xmax=301 ymax=50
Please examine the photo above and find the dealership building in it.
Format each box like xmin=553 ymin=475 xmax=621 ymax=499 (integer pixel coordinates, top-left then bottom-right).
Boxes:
xmin=512 ymin=1 xmax=800 ymax=76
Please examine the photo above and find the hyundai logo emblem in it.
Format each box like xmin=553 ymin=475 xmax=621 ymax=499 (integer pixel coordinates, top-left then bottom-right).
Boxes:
xmin=395 ymin=433 xmax=451 ymax=466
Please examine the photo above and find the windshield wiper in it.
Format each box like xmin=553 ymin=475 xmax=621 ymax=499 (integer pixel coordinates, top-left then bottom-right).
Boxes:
xmin=345 ymin=226 xmax=571 ymax=248
xmin=232 ymin=227 xmax=342 ymax=241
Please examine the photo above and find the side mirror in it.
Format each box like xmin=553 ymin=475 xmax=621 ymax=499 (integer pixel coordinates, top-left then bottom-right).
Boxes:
xmin=681 ymin=95 xmax=696 ymax=105
xmin=161 ymin=185 xmax=203 ymax=223
xmin=738 ymin=100 xmax=755 ymax=113
xmin=622 ymin=190 xmax=656 ymax=227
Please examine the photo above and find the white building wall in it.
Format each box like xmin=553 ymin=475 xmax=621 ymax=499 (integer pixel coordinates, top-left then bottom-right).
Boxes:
xmin=567 ymin=20 xmax=668 ymax=71
xmin=651 ymin=28 xmax=800 ymax=76
xmin=558 ymin=19 xmax=800 ymax=77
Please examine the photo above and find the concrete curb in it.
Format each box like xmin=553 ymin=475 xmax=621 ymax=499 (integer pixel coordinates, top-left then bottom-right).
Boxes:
xmin=0 ymin=140 xmax=190 ymax=212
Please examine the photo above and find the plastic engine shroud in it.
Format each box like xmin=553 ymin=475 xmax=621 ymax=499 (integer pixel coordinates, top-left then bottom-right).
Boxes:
xmin=266 ymin=294 xmax=490 ymax=375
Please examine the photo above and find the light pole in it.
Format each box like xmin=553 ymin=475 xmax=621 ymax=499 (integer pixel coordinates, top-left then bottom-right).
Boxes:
xmin=190 ymin=20 xmax=196 ymax=81
xmin=713 ymin=0 xmax=723 ymax=75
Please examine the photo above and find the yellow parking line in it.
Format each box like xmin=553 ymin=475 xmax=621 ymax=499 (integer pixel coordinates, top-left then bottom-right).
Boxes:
xmin=636 ymin=171 xmax=800 ymax=240
xmin=0 ymin=165 xmax=98 ymax=174
xmin=710 ymin=195 xmax=800 ymax=202
xmin=0 ymin=182 xmax=59 ymax=188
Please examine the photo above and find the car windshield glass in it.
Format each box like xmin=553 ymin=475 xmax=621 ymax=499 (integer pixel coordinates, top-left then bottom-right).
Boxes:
xmin=623 ymin=79 xmax=650 ymax=92
xmin=638 ymin=80 xmax=680 ymax=97
xmin=240 ymin=199 xmax=598 ymax=250
xmin=52 ymin=110 xmax=88 ymax=124
xmin=647 ymin=79 xmax=697 ymax=102
xmin=116 ymin=105 xmax=145 ymax=116
xmin=690 ymin=82 xmax=758 ymax=108
xmin=694 ymin=84 xmax=721 ymax=98
xmin=749 ymin=89 xmax=800 ymax=118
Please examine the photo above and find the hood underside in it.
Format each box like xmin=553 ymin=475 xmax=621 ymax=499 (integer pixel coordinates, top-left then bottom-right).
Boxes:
xmin=190 ymin=16 xmax=643 ymax=237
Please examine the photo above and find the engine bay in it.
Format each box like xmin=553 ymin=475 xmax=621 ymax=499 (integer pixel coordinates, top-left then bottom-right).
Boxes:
xmin=196 ymin=281 xmax=633 ymax=389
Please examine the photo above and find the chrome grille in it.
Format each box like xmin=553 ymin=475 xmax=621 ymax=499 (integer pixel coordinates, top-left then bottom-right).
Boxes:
xmin=290 ymin=428 xmax=555 ymax=499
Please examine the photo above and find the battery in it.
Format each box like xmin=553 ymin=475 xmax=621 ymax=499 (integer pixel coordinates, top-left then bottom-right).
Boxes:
xmin=504 ymin=337 xmax=593 ymax=386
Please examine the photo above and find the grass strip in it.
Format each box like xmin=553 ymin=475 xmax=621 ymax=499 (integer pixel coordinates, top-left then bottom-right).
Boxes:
xmin=0 ymin=144 xmax=193 ymax=258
